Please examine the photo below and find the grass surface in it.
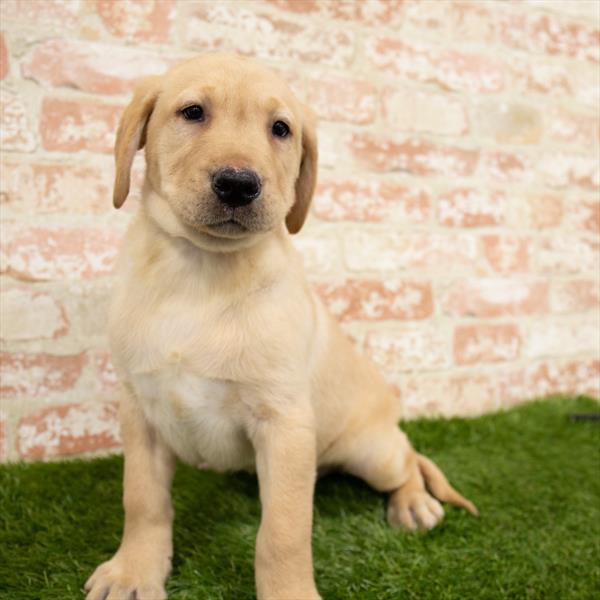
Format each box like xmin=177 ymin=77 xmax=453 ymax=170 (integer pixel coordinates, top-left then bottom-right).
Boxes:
xmin=1 ymin=396 xmax=599 ymax=600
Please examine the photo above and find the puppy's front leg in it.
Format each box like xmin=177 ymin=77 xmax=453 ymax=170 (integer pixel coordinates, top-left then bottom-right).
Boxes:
xmin=85 ymin=386 xmax=175 ymax=600
xmin=251 ymin=405 xmax=321 ymax=600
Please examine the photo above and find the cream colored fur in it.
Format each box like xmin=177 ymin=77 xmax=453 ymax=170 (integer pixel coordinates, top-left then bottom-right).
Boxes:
xmin=85 ymin=54 xmax=477 ymax=600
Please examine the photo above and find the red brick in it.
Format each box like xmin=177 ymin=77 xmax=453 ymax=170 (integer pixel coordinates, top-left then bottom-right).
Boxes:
xmin=547 ymin=106 xmax=600 ymax=148
xmin=403 ymin=0 xmax=496 ymax=43
xmin=364 ymin=325 xmax=450 ymax=372
xmin=523 ymin=194 xmax=563 ymax=229
xmin=313 ymin=179 xmax=430 ymax=223
xmin=538 ymin=153 xmax=600 ymax=190
xmin=480 ymin=151 xmax=534 ymax=183
xmin=565 ymin=200 xmax=600 ymax=233
xmin=365 ymin=37 xmax=505 ymax=93
xmin=93 ymin=350 xmax=119 ymax=393
xmin=0 ymin=159 xmax=115 ymax=215
xmin=0 ymin=352 xmax=87 ymax=399
xmin=501 ymin=359 xmax=600 ymax=406
xmin=402 ymin=372 xmax=500 ymax=418
xmin=442 ymin=279 xmax=548 ymax=317
xmin=22 ymin=39 xmax=177 ymax=95
xmin=96 ymin=0 xmax=175 ymax=43
xmin=349 ymin=0 xmax=405 ymax=25
xmin=40 ymin=97 xmax=122 ymax=153
xmin=454 ymin=323 xmax=521 ymax=365
xmin=349 ymin=133 xmax=479 ymax=176
xmin=1 ymin=224 xmax=123 ymax=281
xmin=1 ymin=90 xmax=36 ymax=151
xmin=314 ymin=279 xmax=433 ymax=322
xmin=1 ymin=0 xmax=81 ymax=29
xmin=537 ymin=235 xmax=599 ymax=275
xmin=306 ymin=75 xmax=377 ymax=124
xmin=511 ymin=54 xmax=600 ymax=108
xmin=17 ymin=402 xmax=120 ymax=460
xmin=509 ymin=55 xmax=572 ymax=98
xmin=499 ymin=11 xmax=600 ymax=63
xmin=343 ymin=230 xmax=477 ymax=273
xmin=551 ymin=280 xmax=600 ymax=314
xmin=264 ymin=0 xmax=322 ymax=15
xmin=266 ymin=0 xmax=405 ymax=26
xmin=187 ymin=4 xmax=355 ymax=68
xmin=482 ymin=235 xmax=531 ymax=273
xmin=183 ymin=21 xmax=233 ymax=54
xmin=0 ymin=287 xmax=68 ymax=340
xmin=437 ymin=188 xmax=506 ymax=227
xmin=382 ymin=88 xmax=468 ymax=136
xmin=0 ymin=32 xmax=9 ymax=80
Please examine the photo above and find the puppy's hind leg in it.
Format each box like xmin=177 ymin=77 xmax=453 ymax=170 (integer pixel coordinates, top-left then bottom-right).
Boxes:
xmin=341 ymin=427 xmax=476 ymax=532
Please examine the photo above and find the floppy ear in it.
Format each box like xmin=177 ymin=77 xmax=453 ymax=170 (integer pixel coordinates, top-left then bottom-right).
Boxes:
xmin=286 ymin=106 xmax=318 ymax=234
xmin=113 ymin=76 xmax=161 ymax=209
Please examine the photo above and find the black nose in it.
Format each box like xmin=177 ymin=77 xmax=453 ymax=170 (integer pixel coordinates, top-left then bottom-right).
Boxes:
xmin=211 ymin=168 xmax=261 ymax=207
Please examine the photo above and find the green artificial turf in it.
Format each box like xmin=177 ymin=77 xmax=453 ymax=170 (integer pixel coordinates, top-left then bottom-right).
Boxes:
xmin=1 ymin=396 xmax=599 ymax=600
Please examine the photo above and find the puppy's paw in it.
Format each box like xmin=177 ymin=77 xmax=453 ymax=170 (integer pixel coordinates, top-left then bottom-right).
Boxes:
xmin=260 ymin=586 xmax=321 ymax=600
xmin=85 ymin=552 xmax=169 ymax=600
xmin=387 ymin=489 xmax=444 ymax=531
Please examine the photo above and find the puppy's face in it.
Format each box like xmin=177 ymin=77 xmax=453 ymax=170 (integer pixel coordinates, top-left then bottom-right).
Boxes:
xmin=114 ymin=54 xmax=317 ymax=251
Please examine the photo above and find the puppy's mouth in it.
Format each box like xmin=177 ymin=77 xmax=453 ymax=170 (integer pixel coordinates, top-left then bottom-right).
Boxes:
xmin=177 ymin=192 xmax=271 ymax=239
xmin=202 ymin=206 xmax=269 ymax=238
xmin=201 ymin=199 xmax=271 ymax=237
xmin=206 ymin=218 xmax=249 ymax=237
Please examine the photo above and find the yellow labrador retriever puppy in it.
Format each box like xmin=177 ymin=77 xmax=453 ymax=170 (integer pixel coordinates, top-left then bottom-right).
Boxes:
xmin=85 ymin=53 xmax=476 ymax=600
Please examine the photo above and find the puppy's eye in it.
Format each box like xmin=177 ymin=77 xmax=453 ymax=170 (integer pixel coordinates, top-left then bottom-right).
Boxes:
xmin=272 ymin=121 xmax=290 ymax=138
xmin=181 ymin=105 xmax=205 ymax=121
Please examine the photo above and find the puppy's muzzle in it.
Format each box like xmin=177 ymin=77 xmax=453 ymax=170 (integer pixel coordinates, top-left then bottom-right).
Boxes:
xmin=211 ymin=168 xmax=262 ymax=208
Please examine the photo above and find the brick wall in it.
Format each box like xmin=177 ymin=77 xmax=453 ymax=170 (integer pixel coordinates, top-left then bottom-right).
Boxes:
xmin=1 ymin=0 xmax=599 ymax=462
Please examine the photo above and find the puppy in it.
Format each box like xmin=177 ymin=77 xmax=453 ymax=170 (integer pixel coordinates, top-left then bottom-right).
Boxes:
xmin=85 ymin=54 xmax=477 ymax=600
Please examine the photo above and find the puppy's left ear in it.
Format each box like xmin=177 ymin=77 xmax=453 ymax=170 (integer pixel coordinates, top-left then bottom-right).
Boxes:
xmin=286 ymin=105 xmax=318 ymax=234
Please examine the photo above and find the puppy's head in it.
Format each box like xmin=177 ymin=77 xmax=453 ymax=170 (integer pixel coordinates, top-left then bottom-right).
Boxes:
xmin=114 ymin=53 xmax=317 ymax=251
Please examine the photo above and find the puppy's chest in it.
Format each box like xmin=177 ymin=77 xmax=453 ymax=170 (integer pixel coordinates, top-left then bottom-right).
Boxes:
xmin=133 ymin=367 xmax=253 ymax=471
xmin=125 ymin=291 xmax=281 ymax=380
xmin=125 ymin=304 xmax=257 ymax=471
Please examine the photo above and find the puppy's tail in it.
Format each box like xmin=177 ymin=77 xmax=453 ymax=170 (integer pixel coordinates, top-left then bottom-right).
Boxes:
xmin=417 ymin=453 xmax=479 ymax=516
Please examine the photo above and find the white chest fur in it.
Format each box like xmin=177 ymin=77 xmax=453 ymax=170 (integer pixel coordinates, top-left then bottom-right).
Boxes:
xmin=132 ymin=365 xmax=254 ymax=471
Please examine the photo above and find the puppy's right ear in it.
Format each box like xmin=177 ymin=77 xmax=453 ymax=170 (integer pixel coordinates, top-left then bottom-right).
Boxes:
xmin=113 ymin=76 xmax=161 ymax=209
